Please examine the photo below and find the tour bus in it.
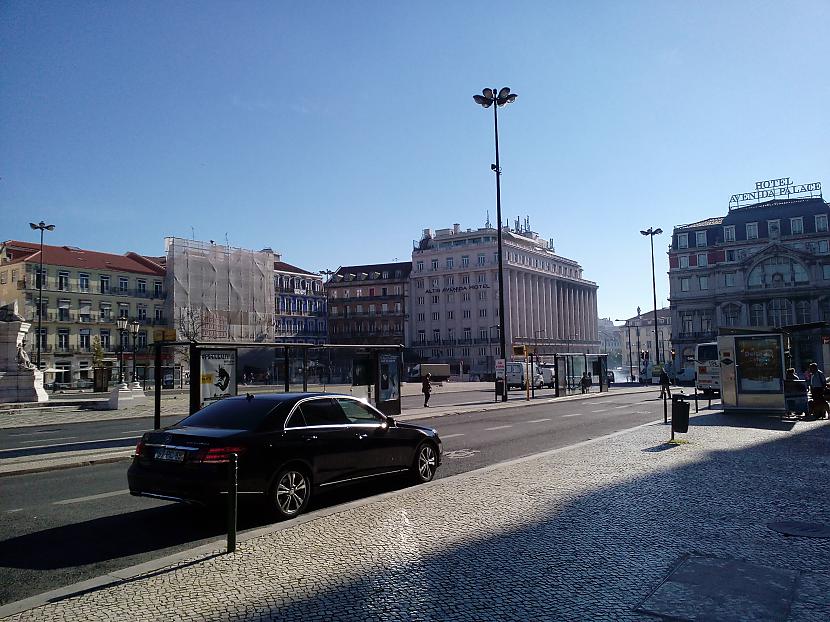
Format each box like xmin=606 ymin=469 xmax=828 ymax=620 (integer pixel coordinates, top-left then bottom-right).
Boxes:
xmin=695 ymin=342 xmax=721 ymax=395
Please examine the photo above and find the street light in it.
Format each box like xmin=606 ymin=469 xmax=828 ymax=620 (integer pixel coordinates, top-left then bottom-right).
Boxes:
xmin=488 ymin=324 xmax=500 ymax=378
xmin=117 ymin=316 xmax=129 ymax=385
xmin=615 ymin=318 xmax=635 ymax=382
xmin=474 ymin=86 xmax=517 ymax=402
xmin=129 ymin=319 xmax=140 ymax=385
xmin=640 ymin=227 xmax=663 ymax=366
xmin=29 ymin=221 xmax=55 ymax=370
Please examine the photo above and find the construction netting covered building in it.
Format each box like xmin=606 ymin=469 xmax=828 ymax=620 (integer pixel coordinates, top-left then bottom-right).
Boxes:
xmin=164 ymin=238 xmax=276 ymax=342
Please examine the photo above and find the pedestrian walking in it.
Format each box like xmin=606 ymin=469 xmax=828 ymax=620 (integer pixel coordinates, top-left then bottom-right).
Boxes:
xmin=659 ymin=368 xmax=672 ymax=399
xmin=580 ymin=372 xmax=590 ymax=394
xmin=808 ymin=362 xmax=828 ymax=419
xmin=422 ymin=373 xmax=432 ymax=407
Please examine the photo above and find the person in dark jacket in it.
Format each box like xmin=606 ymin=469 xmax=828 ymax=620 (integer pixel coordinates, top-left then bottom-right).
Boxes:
xmin=659 ymin=369 xmax=672 ymax=399
xmin=422 ymin=373 xmax=432 ymax=407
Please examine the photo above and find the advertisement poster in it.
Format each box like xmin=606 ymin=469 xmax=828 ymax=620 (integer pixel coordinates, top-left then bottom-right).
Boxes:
xmin=378 ymin=354 xmax=400 ymax=402
xmin=200 ymin=349 xmax=237 ymax=406
xmin=736 ymin=336 xmax=782 ymax=394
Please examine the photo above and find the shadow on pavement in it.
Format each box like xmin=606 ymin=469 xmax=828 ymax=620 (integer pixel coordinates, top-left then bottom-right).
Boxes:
xmin=691 ymin=411 xmax=797 ymax=431
xmin=156 ymin=417 xmax=828 ymax=621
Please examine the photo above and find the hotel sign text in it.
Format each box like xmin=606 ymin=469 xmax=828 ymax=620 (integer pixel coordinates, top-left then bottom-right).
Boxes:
xmin=729 ymin=177 xmax=821 ymax=208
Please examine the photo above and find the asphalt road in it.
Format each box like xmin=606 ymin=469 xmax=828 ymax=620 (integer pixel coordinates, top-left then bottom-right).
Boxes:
xmin=0 ymin=390 xmax=672 ymax=605
xmin=0 ymin=387 xmax=563 ymax=457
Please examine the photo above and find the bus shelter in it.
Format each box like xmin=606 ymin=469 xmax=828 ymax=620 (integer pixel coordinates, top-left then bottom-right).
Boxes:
xmin=551 ymin=353 xmax=609 ymax=396
xmin=149 ymin=341 xmax=403 ymax=430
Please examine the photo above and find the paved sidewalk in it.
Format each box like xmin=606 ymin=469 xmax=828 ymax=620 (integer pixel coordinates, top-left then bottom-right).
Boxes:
xmin=3 ymin=411 xmax=828 ymax=621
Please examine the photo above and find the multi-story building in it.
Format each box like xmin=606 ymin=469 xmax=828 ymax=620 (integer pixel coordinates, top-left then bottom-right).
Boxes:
xmin=0 ymin=240 xmax=168 ymax=386
xmin=668 ymin=187 xmax=830 ymax=372
xmin=410 ymin=222 xmax=598 ymax=376
xmin=597 ymin=317 xmax=622 ymax=367
xmin=617 ymin=308 xmax=672 ymax=378
xmin=326 ymin=262 xmax=411 ymax=345
xmin=274 ymin=259 xmax=326 ymax=344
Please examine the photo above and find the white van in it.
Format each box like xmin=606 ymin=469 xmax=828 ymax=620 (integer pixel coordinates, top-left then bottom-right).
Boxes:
xmin=506 ymin=362 xmax=544 ymax=390
xmin=540 ymin=366 xmax=556 ymax=388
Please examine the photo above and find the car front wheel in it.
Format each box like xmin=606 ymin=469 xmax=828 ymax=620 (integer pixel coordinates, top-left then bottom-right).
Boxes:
xmin=412 ymin=442 xmax=438 ymax=483
xmin=270 ymin=467 xmax=311 ymax=519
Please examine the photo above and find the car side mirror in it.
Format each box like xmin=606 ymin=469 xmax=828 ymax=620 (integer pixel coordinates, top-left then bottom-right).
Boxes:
xmin=385 ymin=417 xmax=396 ymax=428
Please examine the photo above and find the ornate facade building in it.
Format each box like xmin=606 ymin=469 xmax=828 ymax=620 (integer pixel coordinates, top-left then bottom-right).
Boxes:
xmin=668 ymin=191 xmax=830 ymax=371
xmin=0 ymin=240 xmax=169 ymax=387
xmin=409 ymin=222 xmax=598 ymax=375
xmin=274 ymin=260 xmax=326 ymax=344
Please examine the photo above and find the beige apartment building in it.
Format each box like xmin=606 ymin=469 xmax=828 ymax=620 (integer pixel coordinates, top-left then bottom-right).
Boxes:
xmin=0 ymin=240 xmax=169 ymax=387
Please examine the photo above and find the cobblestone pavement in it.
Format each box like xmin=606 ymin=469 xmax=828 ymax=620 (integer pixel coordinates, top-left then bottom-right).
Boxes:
xmin=4 ymin=412 xmax=828 ymax=621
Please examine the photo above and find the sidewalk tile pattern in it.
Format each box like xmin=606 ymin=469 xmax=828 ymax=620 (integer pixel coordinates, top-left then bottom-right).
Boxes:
xmin=5 ymin=414 xmax=830 ymax=621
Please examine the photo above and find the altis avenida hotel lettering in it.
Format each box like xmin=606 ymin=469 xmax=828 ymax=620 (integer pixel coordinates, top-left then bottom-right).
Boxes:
xmin=729 ymin=177 xmax=822 ymax=209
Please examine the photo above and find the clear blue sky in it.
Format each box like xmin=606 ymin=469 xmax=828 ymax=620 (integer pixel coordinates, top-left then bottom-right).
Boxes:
xmin=2 ymin=1 xmax=828 ymax=323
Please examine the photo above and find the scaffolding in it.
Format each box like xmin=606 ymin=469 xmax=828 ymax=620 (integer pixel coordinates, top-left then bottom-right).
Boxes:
xmin=165 ymin=237 xmax=275 ymax=343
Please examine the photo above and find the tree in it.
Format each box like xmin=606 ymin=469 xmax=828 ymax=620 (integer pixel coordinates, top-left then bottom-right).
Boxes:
xmin=176 ymin=306 xmax=205 ymax=370
xmin=91 ymin=336 xmax=105 ymax=368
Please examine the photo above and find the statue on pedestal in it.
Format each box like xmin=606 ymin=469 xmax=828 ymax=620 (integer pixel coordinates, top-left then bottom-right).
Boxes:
xmin=0 ymin=301 xmax=49 ymax=403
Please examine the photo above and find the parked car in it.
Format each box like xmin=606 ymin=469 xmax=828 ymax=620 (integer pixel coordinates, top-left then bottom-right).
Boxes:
xmin=606 ymin=370 xmax=615 ymax=385
xmin=505 ymin=362 xmax=544 ymax=389
xmin=128 ymin=393 xmax=442 ymax=519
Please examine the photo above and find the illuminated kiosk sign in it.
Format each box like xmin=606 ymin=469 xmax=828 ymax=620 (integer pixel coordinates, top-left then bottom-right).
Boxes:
xmin=729 ymin=177 xmax=822 ymax=209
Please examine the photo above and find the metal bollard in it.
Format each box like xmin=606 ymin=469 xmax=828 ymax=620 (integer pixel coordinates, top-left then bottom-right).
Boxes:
xmin=227 ymin=453 xmax=238 ymax=553
xmin=694 ymin=390 xmax=699 ymax=413
xmin=663 ymin=393 xmax=668 ymax=424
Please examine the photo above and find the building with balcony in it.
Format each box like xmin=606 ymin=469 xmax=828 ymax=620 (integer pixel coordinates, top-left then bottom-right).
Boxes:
xmin=410 ymin=221 xmax=598 ymax=376
xmin=325 ymin=262 xmax=411 ymax=345
xmin=668 ymin=193 xmax=830 ymax=373
xmin=274 ymin=260 xmax=326 ymax=344
xmin=0 ymin=240 xmax=169 ymax=386
xmin=616 ymin=308 xmax=672 ymax=379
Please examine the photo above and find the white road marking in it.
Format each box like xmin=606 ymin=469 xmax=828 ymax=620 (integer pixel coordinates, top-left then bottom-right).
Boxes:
xmin=7 ymin=430 xmax=62 ymax=437
xmin=614 ymin=405 xmax=629 ymax=409
xmin=525 ymin=418 xmax=551 ymax=423
xmin=5 ymin=508 xmax=23 ymax=513
xmin=484 ymin=425 xmax=513 ymax=431
xmin=4 ymin=435 xmax=139 ymax=452
xmin=439 ymin=433 xmax=465 ymax=439
xmin=563 ymin=413 xmax=584 ymax=417
xmin=21 ymin=436 xmax=77 ymax=444
xmin=590 ymin=409 xmax=607 ymax=413
xmin=54 ymin=490 xmax=130 ymax=506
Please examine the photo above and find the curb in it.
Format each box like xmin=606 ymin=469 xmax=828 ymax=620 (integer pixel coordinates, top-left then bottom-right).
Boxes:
xmin=0 ymin=415 xmax=664 ymax=620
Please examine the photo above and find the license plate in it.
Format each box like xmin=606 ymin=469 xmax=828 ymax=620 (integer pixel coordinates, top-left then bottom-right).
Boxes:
xmin=155 ymin=448 xmax=185 ymax=462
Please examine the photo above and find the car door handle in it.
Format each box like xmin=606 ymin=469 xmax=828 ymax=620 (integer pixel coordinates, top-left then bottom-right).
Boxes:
xmin=356 ymin=433 xmax=369 ymax=440
xmin=302 ymin=434 xmax=318 ymax=442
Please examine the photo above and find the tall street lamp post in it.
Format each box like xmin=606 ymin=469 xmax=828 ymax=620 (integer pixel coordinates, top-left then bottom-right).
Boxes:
xmin=474 ymin=86 xmax=517 ymax=402
xmin=615 ymin=318 xmax=635 ymax=382
xmin=640 ymin=227 xmax=663 ymax=366
xmin=636 ymin=306 xmax=642 ymax=382
xmin=29 ymin=221 xmax=55 ymax=370
xmin=129 ymin=320 xmax=140 ymax=385
xmin=488 ymin=324 xmax=500 ymax=378
xmin=117 ymin=316 xmax=129 ymax=385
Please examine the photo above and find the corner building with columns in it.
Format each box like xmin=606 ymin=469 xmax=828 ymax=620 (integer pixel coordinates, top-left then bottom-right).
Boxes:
xmin=410 ymin=223 xmax=598 ymax=376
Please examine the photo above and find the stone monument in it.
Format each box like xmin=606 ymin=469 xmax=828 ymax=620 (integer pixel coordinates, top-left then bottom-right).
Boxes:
xmin=0 ymin=302 xmax=49 ymax=403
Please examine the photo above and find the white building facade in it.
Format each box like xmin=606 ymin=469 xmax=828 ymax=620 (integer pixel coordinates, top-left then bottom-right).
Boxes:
xmin=410 ymin=223 xmax=598 ymax=375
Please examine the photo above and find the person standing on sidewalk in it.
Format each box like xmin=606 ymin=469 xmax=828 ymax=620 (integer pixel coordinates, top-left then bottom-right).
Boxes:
xmin=808 ymin=362 xmax=827 ymax=418
xmin=659 ymin=368 xmax=672 ymax=399
xmin=422 ymin=373 xmax=432 ymax=407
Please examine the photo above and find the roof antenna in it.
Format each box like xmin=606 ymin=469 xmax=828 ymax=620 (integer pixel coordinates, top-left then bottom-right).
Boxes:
xmin=191 ymin=226 xmax=195 ymax=241
xmin=485 ymin=210 xmax=491 ymax=229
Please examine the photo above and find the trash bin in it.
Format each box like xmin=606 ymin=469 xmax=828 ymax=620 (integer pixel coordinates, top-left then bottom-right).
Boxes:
xmin=495 ymin=378 xmax=505 ymax=400
xmin=671 ymin=394 xmax=690 ymax=433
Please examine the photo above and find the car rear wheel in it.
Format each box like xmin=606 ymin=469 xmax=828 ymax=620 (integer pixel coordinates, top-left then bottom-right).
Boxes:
xmin=412 ymin=442 xmax=438 ymax=484
xmin=270 ymin=467 xmax=311 ymax=519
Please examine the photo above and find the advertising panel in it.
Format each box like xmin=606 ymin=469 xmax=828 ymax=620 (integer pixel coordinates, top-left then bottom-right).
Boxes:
xmin=200 ymin=349 xmax=237 ymax=406
xmin=378 ymin=354 xmax=400 ymax=403
xmin=735 ymin=336 xmax=783 ymax=394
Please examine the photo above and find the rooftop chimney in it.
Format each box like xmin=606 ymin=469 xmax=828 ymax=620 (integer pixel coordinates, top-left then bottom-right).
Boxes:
xmin=453 ymin=223 xmax=461 ymax=234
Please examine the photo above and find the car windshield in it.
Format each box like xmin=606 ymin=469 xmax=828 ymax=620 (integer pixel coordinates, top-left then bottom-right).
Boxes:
xmin=177 ymin=398 xmax=285 ymax=430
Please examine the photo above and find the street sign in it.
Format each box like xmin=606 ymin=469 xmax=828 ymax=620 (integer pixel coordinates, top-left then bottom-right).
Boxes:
xmin=495 ymin=359 xmax=506 ymax=380
xmin=512 ymin=345 xmax=526 ymax=356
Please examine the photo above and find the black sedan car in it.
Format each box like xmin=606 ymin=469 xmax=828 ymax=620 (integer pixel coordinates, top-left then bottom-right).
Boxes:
xmin=128 ymin=392 xmax=442 ymax=519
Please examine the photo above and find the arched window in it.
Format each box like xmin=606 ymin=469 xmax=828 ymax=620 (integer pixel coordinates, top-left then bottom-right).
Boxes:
xmin=747 ymin=256 xmax=809 ymax=288
xmin=767 ymin=299 xmax=791 ymax=327
xmin=721 ymin=304 xmax=740 ymax=327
